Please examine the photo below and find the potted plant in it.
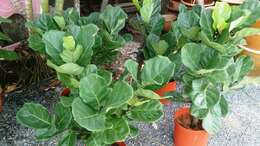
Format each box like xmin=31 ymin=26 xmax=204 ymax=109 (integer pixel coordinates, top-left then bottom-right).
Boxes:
xmin=130 ymin=0 xmax=178 ymax=105
xmin=16 ymin=56 xmax=169 ymax=146
xmin=168 ymin=1 xmax=260 ymax=146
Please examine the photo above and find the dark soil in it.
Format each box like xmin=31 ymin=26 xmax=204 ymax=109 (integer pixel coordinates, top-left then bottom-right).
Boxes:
xmin=177 ymin=113 xmax=203 ymax=130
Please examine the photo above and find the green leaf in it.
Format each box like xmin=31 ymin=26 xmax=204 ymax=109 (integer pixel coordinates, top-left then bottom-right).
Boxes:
xmin=85 ymin=132 xmax=106 ymax=146
xmin=100 ymin=5 xmax=128 ymax=35
xmin=212 ymin=2 xmax=231 ymax=32
xmin=233 ymin=28 xmax=260 ymax=44
xmin=141 ymin=56 xmax=175 ymax=86
xmin=152 ymin=40 xmax=168 ymax=55
xmin=59 ymin=63 xmax=84 ymax=75
xmin=181 ymin=43 xmax=205 ymax=71
xmin=58 ymin=132 xmax=77 ymax=146
xmin=202 ymin=111 xmax=222 ymax=134
xmin=28 ymin=33 xmax=45 ymax=53
xmin=80 ymin=74 xmax=109 ymax=107
xmin=43 ymin=30 xmax=65 ymax=65
xmin=54 ymin=103 xmax=72 ymax=130
xmin=103 ymin=81 xmax=133 ymax=109
xmin=57 ymin=73 xmax=80 ymax=89
xmin=200 ymin=9 xmax=214 ymax=40
xmin=72 ymin=98 xmax=107 ymax=131
xmin=132 ymin=0 xmax=141 ymax=10
xmin=135 ymin=88 xmax=162 ymax=99
xmin=97 ymin=69 xmax=113 ymax=85
xmin=127 ymin=100 xmax=163 ymax=122
xmin=35 ymin=124 xmax=58 ymax=140
xmin=104 ymin=118 xmax=130 ymax=144
xmin=54 ymin=16 xmax=65 ymax=29
xmin=76 ymin=24 xmax=99 ymax=67
xmin=140 ymin=0 xmax=154 ymax=23
xmin=124 ymin=59 xmax=139 ymax=82
xmin=191 ymin=105 xmax=208 ymax=119
xmin=60 ymin=96 xmax=75 ymax=107
xmin=16 ymin=103 xmax=51 ymax=129
xmin=63 ymin=36 xmax=75 ymax=50
xmin=0 ymin=32 xmax=12 ymax=42
xmin=0 ymin=50 xmax=18 ymax=61
xmin=198 ymin=31 xmax=225 ymax=53
xmin=232 ymin=55 xmax=253 ymax=82
xmin=129 ymin=125 xmax=139 ymax=138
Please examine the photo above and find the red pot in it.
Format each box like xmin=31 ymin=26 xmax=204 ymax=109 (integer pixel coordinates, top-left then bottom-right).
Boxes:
xmin=173 ymin=107 xmax=209 ymax=146
xmin=155 ymin=81 xmax=176 ymax=105
xmin=60 ymin=88 xmax=70 ymax=96
xmin=85 ymin=142 xmax=126 ymax=146
xmin=162 ymin=14 xmax=177 ymax=32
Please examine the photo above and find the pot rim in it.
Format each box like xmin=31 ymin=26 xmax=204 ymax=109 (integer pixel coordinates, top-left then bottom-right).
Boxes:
xmin=181 ymin=0 xmax=215 ymax=7
xmin=239 ymin=45 xmax=260 ymax=54
xmin=173 ymin=107 xmax=208 ymax=134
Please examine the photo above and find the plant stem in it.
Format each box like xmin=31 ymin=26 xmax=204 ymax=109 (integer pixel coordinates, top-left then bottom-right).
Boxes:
xmin=74 ymin=0 xmax=80 ymax=14
xmin=55 ymin=0 xmax=64 ymax=15
xmin=191 ymin=115 xmax=199 ymax=129
xmin=25 ymin=0 xmax=33 ymax=21
xmin=41 ymin=0 xmax=49 ymax=13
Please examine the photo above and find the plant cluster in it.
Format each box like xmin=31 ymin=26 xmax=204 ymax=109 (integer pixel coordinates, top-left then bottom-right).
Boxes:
xmin=16 ymin=4 xmax=175 ymax=146
xmin=168 ymin=0 xmax=260 ymax=134
xmin=15 ymin=0 xmax=260 ymax=145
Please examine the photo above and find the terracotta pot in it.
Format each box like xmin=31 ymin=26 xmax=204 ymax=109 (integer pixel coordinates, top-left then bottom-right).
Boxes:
xmin=246 ymin=20 xmax=260 ymax=51
xmin=173 ymin=107 xmax=209 ymax=146
xmin=181 ymin=0 xmax=214 ymax=7
xmin=155 ymin=81 xmax=176 ymax=105
xmin=240 ymin=45 xmax=260 ymax=76
xmin=162 ymin=14 xmax=177 ymax=32
xmin=60 ymin=88 xmax=70 ymax=96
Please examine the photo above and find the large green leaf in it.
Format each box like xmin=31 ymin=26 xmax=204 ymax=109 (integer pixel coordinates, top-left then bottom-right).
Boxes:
xmin=100 ymin=5 xmax=127 ymax=35
xmin=43 ymin=30 xmax=65 ymax=65
xmin=232 ymin=55 xmax=254 ymax=82
xmin=202 ymin=111 xmax=222 ymax=134
xmin=28 ymin=33 xmax=45 ymax=53
xmin=124 ymin=59 xmax=139 ymax=82
xmin=16 ymin=103 xmax=51 ymax=129
xmin=141 ymin=56 xmax=175 ymax=86
xmin=76 ymin=24 xmax=99 ymax=67
xmin=47 ymin=60 xmax=84 ymax=76
xmin=58 ymin=132 xmax=77 ymax=146
xmin=104 ymin=118 xmax=130 ymax=144
xmin=103 ymin=81 xmax=133 ymax=109
xmin=72 ymin=98 xmax=107 ymax=131
xmin=140 ymin=0 xmax=161 ymax=24
xmin=181 ymin=43 xmax=205 ymax=71
xmin=127 ymin=100 xmax=163 ymax=122
xmin=135 ymin=88 xmax=162 ymax=99
xmin=80 ymin=74 xmax=109 ymax=107
xmin=200 ymin=9 xmax=214 ymax=40
xmin=212 ymin=2 xmax=231 ymax=32
xmin=54 ymin=103 xmax=72 ymax=130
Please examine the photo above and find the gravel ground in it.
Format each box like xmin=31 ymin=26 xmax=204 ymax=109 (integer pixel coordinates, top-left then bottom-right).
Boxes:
xmin=1 ymin=82 xmax=260 ymax=146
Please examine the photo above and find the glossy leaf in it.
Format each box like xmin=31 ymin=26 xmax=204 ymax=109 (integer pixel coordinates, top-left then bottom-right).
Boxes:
xmin=212 ymin=2 xmax=231 ymax=32
xmin=80 ymin=74 xmax=109 ymax=107
xmin=202 ymin=111 xmax=222 ymax=134
xmin=72 ymin=98 xmax=107 ymax=131
xmin=127 ymin=100 xmax=163 ymax=122
xmin=103 ymin=81 xmax=133 ymax=109
xmin=16 ymin=103 xmax=51 ymax=129
xmin=141 ymin=56 xmax=175 ymax=86
xmin=54 ymin=103 xmax=72 ymax=130
xmin=58 ymin=132 xmax=77 ymax=146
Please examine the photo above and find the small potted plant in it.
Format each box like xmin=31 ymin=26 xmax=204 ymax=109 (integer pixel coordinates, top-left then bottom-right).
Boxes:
xmin=130 ymin=0 xmax=179 ymax=105
xmin=168 ymin=1 xmax=260 ymax=146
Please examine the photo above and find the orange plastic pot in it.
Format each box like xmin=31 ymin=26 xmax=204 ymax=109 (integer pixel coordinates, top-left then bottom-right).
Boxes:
xmin=162 ymin=14 xmax=177 ymax=32
xmin=155 ymin=81 xmax=176 ymax=105
xmin=173 ymin=107 xmax=209 ymax=146
xmin=85 ymin=142 xmax=126 ymax=146
xmin=246 ymin=20 xmax=260 ymax=51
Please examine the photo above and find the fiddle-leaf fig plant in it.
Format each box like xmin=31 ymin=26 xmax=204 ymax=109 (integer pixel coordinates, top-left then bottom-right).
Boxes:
xmin=16 ymin=57 xmax=168 ymax=145
xmin=169 ymin=0 xmax=259 ymax=134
